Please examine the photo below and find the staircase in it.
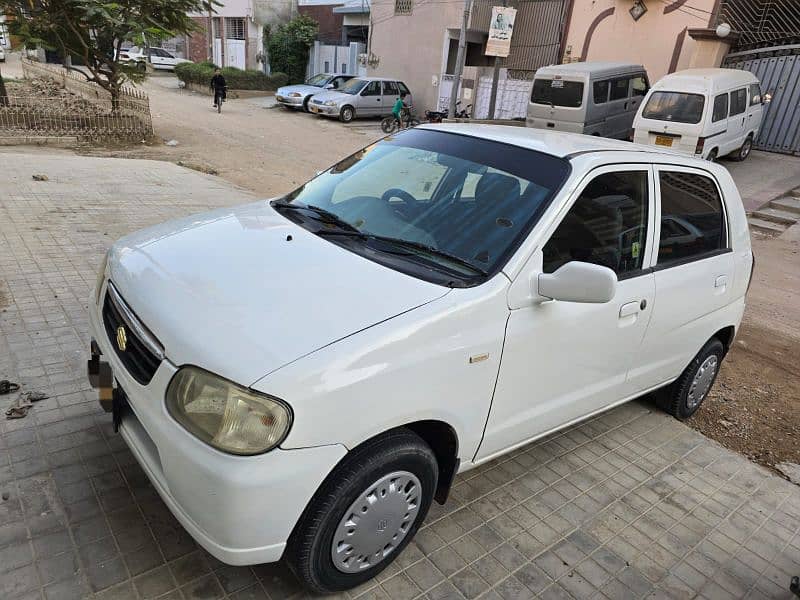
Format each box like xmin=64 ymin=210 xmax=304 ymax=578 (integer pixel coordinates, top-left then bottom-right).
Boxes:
xmin=749 ymin=188 xmax=800 ymax=236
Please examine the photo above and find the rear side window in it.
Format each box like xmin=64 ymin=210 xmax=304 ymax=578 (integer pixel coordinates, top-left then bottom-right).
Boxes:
xmin=531 ymin=78 xmax=584 ymax=108
xmin=398 ymin=82 xmax=411 ymax=95
xmin=657 ymin=171 xmax=726 ymax=267
xmin=642 ymin=92 xmax=704 ymax=124
xmin=712 ymin=94 xmax=728 ymax=122
xmin=609 ymin=78 xmax=630 ymax=101
xmin=631 ymin=76 xmax=648 ymax=96
xmin=749 ymin=83 xmax=762 ymax=105
xmin=383 ymin=81 xmax=399 ymax=95
xmin=593 ymin=80 xmax=609 ymax=104
xmin=729 ymin=88 xmax=747 ymax=116
xmin=543 ymin=171 xmax=649 ymax=278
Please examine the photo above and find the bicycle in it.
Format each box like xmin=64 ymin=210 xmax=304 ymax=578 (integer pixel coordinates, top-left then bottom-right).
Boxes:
xmin=380 ymin=108 xmax=420 ymax=134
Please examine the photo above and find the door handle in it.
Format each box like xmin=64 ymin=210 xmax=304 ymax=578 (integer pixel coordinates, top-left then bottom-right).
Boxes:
xmin=619 ymin=301 xmax=639 ymax=318
xmin=624 ymin=102 xmax=628 ymax=109
xmin=715 ymin=275 xmax=728 ymax=288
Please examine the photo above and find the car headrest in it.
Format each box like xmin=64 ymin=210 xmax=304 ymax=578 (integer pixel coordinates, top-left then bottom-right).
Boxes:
xmin=475 ymin=173 xmax=520 ymax=207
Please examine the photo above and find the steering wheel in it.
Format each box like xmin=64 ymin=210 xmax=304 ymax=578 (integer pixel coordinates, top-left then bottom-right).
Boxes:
xmin=380 ymin=188 xmax=418 ymax=221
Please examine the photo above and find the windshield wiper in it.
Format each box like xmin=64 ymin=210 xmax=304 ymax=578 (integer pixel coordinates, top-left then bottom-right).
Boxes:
xmin=317 ymin=230 xmax=488 ymax=277
xmin=271 ymin=200 xmax=361 ymax=233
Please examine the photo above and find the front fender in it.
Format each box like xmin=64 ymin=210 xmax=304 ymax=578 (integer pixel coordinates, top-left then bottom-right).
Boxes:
xmin=254 ymin=280 xmax=510 ymax=463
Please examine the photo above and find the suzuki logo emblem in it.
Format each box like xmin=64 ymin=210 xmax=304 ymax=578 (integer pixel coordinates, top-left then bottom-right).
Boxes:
xmin=116 ymin=326 xmax=127 ymax=352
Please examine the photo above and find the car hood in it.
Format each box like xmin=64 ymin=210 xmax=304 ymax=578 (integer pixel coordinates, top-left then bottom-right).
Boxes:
xmin=309 ymin=90 xmax=352 ymax=104
xmin=277 ymin=84 xmax=325 ymax=96
xmin=107 ymin=201 xmax=450 ymax=386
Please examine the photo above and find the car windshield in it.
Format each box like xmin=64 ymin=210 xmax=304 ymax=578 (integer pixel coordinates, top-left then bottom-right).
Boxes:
xmin=338 ymin=79 xmax=369 ymax=95
xmin=306 ymin=74 xmax=329 ymax=87
xmin=642 ymin=91 xmax=705 ymax=124
xmin=273 ymin=129 xmax=571 ymax=286
xmin=531 ymin=78 xmax=584 ymax=108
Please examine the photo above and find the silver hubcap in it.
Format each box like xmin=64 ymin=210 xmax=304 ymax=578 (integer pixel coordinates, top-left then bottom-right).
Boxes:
xmin=742 ymin=140 xmax=751 ymax=158
xmin=687 ymin=355 xmax=718 ymax=409
xmin=331 ymin=471 xmax=421 ymax=573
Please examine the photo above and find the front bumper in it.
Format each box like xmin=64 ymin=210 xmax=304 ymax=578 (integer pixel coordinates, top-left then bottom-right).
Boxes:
xmin=87 ymin=285 xmax=347 ymax=565
xmin=276 ymin=95 xmax=304 ymax=107
xmin=308 ymin=103 xmax=338 ymax=116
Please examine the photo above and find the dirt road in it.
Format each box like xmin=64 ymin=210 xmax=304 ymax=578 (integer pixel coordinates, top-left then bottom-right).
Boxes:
xmin=85 ymin=74 xmax=383 ymax=197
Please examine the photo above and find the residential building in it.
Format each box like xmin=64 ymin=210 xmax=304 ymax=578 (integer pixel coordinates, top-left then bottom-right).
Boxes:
xmin=0 ymin=15 xmax=10 ymax=49
xmin=187 ymin=0 xmax=296 ymax=70
xmin=367 ymin=0 xmax=800 ymax=126
xmin=298 ymin=0 xmax=369 ymax=45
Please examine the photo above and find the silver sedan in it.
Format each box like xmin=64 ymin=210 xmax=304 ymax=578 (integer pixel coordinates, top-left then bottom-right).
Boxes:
xmin=275 ymin=74 xmax=354 ymax=112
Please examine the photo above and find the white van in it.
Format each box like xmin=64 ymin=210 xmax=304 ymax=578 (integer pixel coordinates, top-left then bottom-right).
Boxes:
xmin=633 ymin=68 xmax=764 ymax=161
xmin=527 ymin=62 xmax=649 ymax=139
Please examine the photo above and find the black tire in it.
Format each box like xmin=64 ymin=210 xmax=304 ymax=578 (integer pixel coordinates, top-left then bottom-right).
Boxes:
xmin=657 ymin=338 xmax=725 ymax=420
xmin=380 ymin=117 xmax=397 ymax=134
xmin=302 ymin=96 xmax=312 ymax=113
xmin=731 ymin=135 xmax=753 ymax=162
xmin=706 ymin=148 xmax=718 ymax=162
xmin=286 ymin=429 xmax=438 ymax=594
xmin=339 ymin=105 xmax=355 ymax=123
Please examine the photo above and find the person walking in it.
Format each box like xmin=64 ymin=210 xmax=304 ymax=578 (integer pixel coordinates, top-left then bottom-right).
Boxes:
xmin=210 ymin=68 xmax=227 ymax=111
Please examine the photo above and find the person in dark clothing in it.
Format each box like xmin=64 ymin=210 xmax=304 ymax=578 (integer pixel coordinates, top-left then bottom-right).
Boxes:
xmin=210 ymin=68 xmax=227 ymax=109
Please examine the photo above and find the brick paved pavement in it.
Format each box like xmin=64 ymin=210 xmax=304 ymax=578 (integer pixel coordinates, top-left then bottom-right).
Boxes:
xmin=0 ymin=153 xmax=799 ymax=600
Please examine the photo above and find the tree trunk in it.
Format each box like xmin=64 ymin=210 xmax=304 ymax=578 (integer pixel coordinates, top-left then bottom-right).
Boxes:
xmin=0 ymin=64 xmax=9 ymax=107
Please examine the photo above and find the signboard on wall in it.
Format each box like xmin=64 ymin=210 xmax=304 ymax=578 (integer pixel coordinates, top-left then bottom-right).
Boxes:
xmin=485 ymin=6 xmax=517 ymax=57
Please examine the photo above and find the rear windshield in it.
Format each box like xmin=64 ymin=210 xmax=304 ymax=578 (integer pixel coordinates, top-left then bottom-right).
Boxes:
xmin=531 ymin=79 xmax=584 ymax=108
xmin=642 ymin=92 xmax=705 ymax=124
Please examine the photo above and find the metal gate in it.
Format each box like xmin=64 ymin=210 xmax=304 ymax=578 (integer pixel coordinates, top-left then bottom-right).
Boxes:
xmin=724 ymin=46 xmax=800 ymax=155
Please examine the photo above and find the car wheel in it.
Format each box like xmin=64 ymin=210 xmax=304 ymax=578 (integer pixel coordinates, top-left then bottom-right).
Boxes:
xmin=706 ymin=148 xmax=718 ymax=162
xmin=340 ymin=106 xmax=355 ymax=123
xmin=286 ymin=428 xmax=438 ymax=594
xmin=732 ymin=135 xmax=753 ymax=161
xmin=658 ymin=338 xmax=725 ymax=420
xmin=303 ymin=97 xmax=312 ymax=113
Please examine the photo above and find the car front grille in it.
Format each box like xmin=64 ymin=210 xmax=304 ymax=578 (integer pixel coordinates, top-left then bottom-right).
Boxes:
xmin=102 ymin=284 xmax=163 ymax=386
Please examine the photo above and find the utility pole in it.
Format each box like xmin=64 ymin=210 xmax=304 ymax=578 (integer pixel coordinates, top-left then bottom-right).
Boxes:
xmin=449 ymin=0 xmax=472 ymax=117
xmin=486 ymin=0 xmax=507 ymax=120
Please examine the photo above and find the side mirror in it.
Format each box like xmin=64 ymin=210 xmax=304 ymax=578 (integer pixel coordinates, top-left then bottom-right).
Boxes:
xmin=537 ymin=261 xmax=617 ymax=303
xmin=325 ymin=83 xmax=334 ymax=89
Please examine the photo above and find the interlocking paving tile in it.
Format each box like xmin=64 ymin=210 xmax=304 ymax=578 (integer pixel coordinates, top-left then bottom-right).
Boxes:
xmin=1 ymin=153 xmax=799 ymax=599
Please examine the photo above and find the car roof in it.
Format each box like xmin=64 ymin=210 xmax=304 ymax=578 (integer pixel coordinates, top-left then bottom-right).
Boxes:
xmin=653 ymin=68 xmax=758 ymax=94
xmin=419 ymin=123 xmax=685 ymax=159
xmin=535 ymin=61 xmax=645 ymax=79
xmin=353 ymin=77 xmax=401 ymax=82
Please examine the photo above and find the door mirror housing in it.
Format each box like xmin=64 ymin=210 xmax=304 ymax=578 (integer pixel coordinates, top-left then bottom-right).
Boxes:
xmin=325 ymin=83 xmax=334 ymax=89
xmin=537 ymin=261 xmax=617 ymax=303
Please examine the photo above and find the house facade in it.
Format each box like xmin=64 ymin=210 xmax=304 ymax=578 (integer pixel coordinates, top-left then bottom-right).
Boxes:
xmin=187 ymin=0 xmax=296 ymax=70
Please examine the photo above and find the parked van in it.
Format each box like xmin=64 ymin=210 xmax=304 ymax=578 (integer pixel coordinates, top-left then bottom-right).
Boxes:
xmin=633 ymin=68 xmax=764 ymax=161
xmin=527 ymin=62 xmax=649 ymax=139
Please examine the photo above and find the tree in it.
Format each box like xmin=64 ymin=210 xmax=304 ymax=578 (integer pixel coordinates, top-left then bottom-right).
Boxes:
xmin=266 ymin=14 xmax=318 ymax=84
xmin=0 ymin=0 xmax=216 ymax=108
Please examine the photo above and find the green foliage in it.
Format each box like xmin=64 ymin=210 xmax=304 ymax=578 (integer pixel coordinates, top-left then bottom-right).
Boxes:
xmin=267 ymin=14 xmax=318 ymax=84
xmin=1 ymin=0 xmax=217 ymax=101
xmin=174 ymin=62 xmax=288 ymax=91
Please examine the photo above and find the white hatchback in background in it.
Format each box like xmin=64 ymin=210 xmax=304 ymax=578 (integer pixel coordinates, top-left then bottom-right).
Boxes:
xmin=87 ymin=126 xmax=753 ymax=594
xmin=633 ymin=68 xmax=764 ymax=161
xmin=120 ymin=47 xmax=191 ymax=71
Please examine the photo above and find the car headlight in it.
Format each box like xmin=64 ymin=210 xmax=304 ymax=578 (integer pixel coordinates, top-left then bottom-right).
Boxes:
xmin=95 ymin=251 xmax=109 ymax=304
xmin=288 ymin=92 xmax=302 ymax=98
xmin=166 ymin=367 xmax=292 ymax=455
xmin=324 ymin=100 xmax=337 ymax=106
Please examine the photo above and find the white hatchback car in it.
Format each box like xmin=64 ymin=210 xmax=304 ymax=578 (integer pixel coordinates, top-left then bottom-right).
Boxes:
xmin=88 ymin=125 xmax=753 ymax=593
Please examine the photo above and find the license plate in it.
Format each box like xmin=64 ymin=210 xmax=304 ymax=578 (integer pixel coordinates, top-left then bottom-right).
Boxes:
xmin=276 ymin=96 xmax=284 ymax=102
xmin=655 ymin=135 xmax=674 ymax=147
xmin=310 ymin=106 xmax=319 ymax=113
xmin=87 ymin=342 xmax=113 ymax=413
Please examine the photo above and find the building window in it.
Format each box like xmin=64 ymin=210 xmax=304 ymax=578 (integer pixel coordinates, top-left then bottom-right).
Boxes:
xmin=395 ymin=0 xmax=413 ymax=15
xmin=225 ymin=18 xmax=246 ymax=40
